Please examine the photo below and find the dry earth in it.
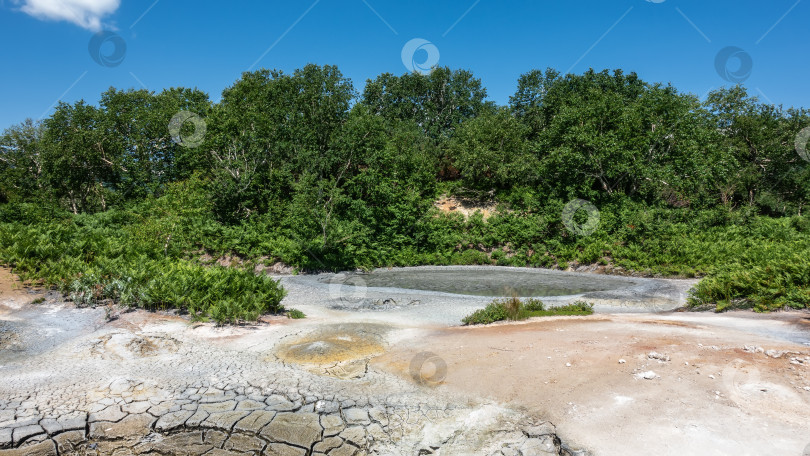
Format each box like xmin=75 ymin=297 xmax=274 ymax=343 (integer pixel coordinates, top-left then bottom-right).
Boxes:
xmin=1 ymin=267 xmax=809 ymax=455
xmin=0 ymin=269 xmax=580 ymax=456
xmin=374 ymin=314 xmax=810 ymax=455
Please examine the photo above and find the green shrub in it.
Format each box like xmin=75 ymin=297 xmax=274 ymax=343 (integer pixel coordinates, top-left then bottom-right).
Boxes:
xmin=462 ymin=297 xmax=594 ymax=325
xmin=523 ymin=298 xmax=546 ymax=312
xmin=0 ymin=213 xmax=289 ymax=324
xmin=688 ymin=251 xmax=810 ymax=312
xmin=543 ymin=301 xmax=595 ymax=315
xmin=462 ymin=300 xmax=510 ymax=325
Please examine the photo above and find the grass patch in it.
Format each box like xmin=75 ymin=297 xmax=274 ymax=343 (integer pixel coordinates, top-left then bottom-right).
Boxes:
xmin=526 ymin=301 xmax=596 ymax=317
xmin=462 ymin=297 xmax=593 ymax=325
xmin=285 ymin=308 xmax=306 ymax=319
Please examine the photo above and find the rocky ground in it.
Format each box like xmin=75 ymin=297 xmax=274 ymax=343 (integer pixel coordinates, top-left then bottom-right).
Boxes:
xmin=1 ymin=266 xmax=809 ymax=455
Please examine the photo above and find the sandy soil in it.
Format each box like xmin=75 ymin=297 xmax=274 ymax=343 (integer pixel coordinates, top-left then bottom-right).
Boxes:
xmin=0 ymin=268 xmax=38 ymax=313
xmin=434 ymin=195 xmax=496 ymax=220
xmin=374 ymin=312 xmax=810 ymax=455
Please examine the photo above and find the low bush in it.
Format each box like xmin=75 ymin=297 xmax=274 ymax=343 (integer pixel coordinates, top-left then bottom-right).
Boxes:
xmin=462 ymin=299 xmax=510 ymax=325
xmin=462 ymin=297 xmax=593 ymax=325
xmin=533 ymin=301 xmax=595 ymax=316
xmin=0 ymin=210 xmax=289 ymax=324
xmin=687 ymin=251 xmax=810 ymax=312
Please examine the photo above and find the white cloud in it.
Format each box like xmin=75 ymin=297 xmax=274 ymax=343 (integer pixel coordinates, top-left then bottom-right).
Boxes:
xmin=14 ymin=0 xmax=121 ymax=31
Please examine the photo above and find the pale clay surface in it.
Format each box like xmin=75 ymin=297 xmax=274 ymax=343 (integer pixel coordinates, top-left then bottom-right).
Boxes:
xmin=1 ymin=266 xmax=809 ymax=456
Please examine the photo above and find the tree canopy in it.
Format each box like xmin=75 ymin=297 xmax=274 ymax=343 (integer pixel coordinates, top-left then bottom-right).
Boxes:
xmin=1 ymin=64 xmax=810 ymax=319
xmin=4 ymin=64 xmax=805 ymax=220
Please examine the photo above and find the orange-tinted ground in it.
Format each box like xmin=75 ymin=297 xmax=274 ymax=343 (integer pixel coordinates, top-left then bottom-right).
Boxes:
xmin=374 ymin=313 xmax=810 ymax=455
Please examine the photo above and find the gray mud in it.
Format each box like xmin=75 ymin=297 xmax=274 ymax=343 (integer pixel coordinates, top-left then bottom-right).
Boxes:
xmin=0 ymin=293 xmax=103 ymax=364
xmin=284 ymin=266 xmax=697 ymax=325
xmin=322 ymin=267 xmax=639 ymax=297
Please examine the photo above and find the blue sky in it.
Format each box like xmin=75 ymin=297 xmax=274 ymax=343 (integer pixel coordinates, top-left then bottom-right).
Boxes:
xmin=1 ymin=0 xmax=807 ymax=130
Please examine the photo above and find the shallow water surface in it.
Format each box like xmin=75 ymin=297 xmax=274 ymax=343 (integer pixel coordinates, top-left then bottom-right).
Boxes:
xmin=324 ymin=267 xmax=639 ymax=297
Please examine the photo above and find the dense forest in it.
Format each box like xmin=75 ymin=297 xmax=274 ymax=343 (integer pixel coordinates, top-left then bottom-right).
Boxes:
xmin=2 ymin=64 xmax=809 ymax=323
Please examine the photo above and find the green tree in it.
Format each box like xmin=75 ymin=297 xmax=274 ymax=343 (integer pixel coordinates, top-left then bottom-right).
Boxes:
xmin=521 ymin=69 xmax=730 ymax=206
xmin=449 ymin=107 xmax=535 ymax=191
xmin=42 ymin=101 xmax=118 ymax=213
xmin=98 ymin=87 xmax=212 ymax=201
xmin=509 ymin=68 xmax=561 ymax=140
xmin=336 ymin=107 xmax=436 ymax=248
xmin=533 ymin=70 xmax=649 ymax=200
xmin=0 ymin=119 xmax=46 ymax=203
xmin=706 ymin=86 xmax=810 ymax=214
xmin=207 ymin=64 xmax=354 ymax=222
xmin=361 ymin=67 xmax=490 ymax=140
